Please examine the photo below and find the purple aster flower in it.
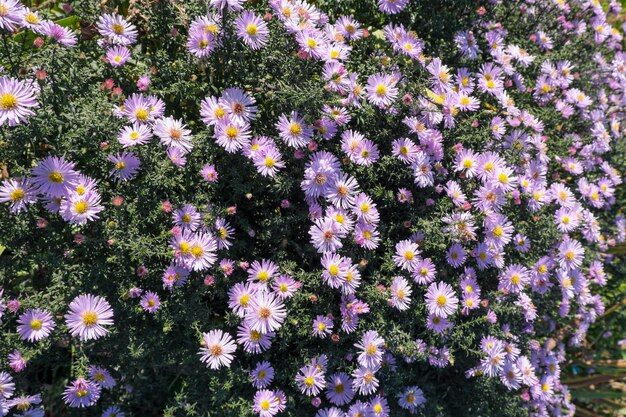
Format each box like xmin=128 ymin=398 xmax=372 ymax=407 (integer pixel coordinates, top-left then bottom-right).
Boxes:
xmin=398 ymin=386 xmax=426 ymax=412
xmin=31 ymin=156 xmax=79 ymax=198
xmin=312 ymin=315 xmax=333 ymax=338
xmin=154 ymin=116 xmax=193 ymax=153
xmin=368 ymin=395 xmax=389 ymax=417
xmin=8 ymin=349 xmax=26 ymax=372
xmin=377 ymin=0 xmax=409 ymax=14
xmin=220 ymin=88 xmax=258 ymax=124
xmin=200 ymin=164 xmax=219 ymax=182
xmin=173 ymin=204 xmax=201 ymax=231
xmin=105 ymin=46 xmax=131 ymax=67
xmin=558 ymin=238 xmax=584 ymax=270
xmin=0 ymin=76 xmax=39 ymax=126
xmin=102 ymin=406 xmax=125 ymax=417
xmin=271 ymin=274 xmax=298 ymax=299
xmin=0 ymin=0 xmax=24 ymax=31
xmin=198 ymin=329 xmax=237 ymax=369
xmin=187 ymin=27 xmax=217 ymax=58
xmin=309 ymin=217 xmax=345 ymax=253
xmin=412 ymin=258 xmax=437 ymax=285
xmin=245 ymin=292 xmax=286 ymax=334
xmin=214 ymin=117 xmax=251 ymax=153
xmin=60 ymin=190 xmax=104 ymax=225
xmin=139 ymin=291 xmax=160 ymax=314
xmin=39 ymin=21 xmax=77 ymax=47
xmin=355 ymin=330 xmax=384 ymax=368
xmin=166 ymin=147 xmax=187 ymax=167
xmin=253 ymin=389 xmax=278 ymax=417
xmin=97 ymin=13 xmax=138 ymax=45
xmin=16 ymin=308 xmax=55 ymax=342
xmin=88 ymin=366 xmax=116 ymax=389
xmin=296 ymin=364 xmax=325 ymax=396
xmin=64 ymin=294 xmax=114 ymax=341
xmin=162 ymin=264 xmax=190 ymax=290
xmin=108 ymin=151 xmax=141 ymax=182
xmin=117 ymin=123 xmax=152 ymax=147
xmin=276 ymin=111 xmax=313 ymax=148
xmin=7 ymin=394 xmax=41 ymax=412
xmin=365 ymin=73 xmax=398 ymax=108
xmin=0 ymin=372 xmax=15 ymax=400
xmin=235 ymin=11 xmax=269 ymax=50
xmin=250 ymin=361 xmax=274 ymax=389
xmin=393 ymin=239 xmax=421 ymax=272
xmin=184 ymin=232 xmax=217 ymax=272
xmin=63 ymin=378 xmax=101 ymax=408
xmin=325 ymin=372 xmax=354 ymax=406
xmin=351 ymin=366 xmax=379 ymax=395
xmin=247 ymin=259 xmax=279 ymax=286
xmin=390 ymin=276 xmax=412 ymax=311
xmin=253 ymin=148 xmax=285 ymax=177
xmin=0 ymin=177 xmax=37 ymax=213
xmin=498 ymin=264 xmax=530 ymax=294
xmin=425 ymin=282 xmax=459 ymax=318
xmin=122 ymin=93 xmax=164 ymax=124
xmin=236 ymin=322 xmax=274 ymax=354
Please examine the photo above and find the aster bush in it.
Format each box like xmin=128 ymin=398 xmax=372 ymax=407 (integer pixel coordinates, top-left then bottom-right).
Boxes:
xmin=0 ymin=0 xmax=625 ymax=416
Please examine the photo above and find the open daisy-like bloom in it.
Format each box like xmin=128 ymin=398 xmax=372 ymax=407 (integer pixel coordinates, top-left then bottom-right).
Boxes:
xmin=0 ymin=177 xmax=37 ymax=214
xmin=198 ymin=329 xmax=237 ymax=369
xmin=425 ymin=281 xmax=459 ymax=318
xmin=235 ymin=11 xmax=269 ymax=50
xmin=0 ymin=76 xmax=39 ymax=126
xmin=96 ymin=13 xmax=138 ymax=45
xmin=64 ymin=294 xmax=114 ymax=341
xmin=62 ymin=378 xmax=101 ymax=408
xmin=31 ymin=156 xmax=79 ymax=198
xmin=16 ymin=308 xmax=55 ymax=342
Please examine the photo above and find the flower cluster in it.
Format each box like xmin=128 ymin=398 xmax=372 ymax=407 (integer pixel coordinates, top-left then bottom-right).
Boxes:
xmin=0 ymin=0 xmax=624 ymax=416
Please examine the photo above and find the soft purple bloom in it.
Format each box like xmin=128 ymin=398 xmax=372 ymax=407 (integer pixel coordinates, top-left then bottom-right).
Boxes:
xmin=63 ymin=378 xmax=101 ymax=408
xmin=16 ymin=308 xmax=55 ymax=342
xmin=64 ymin=294 xmax=114 ymax=341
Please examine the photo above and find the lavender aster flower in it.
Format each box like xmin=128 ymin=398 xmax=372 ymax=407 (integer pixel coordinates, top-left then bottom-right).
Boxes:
xmin=64 ymin=294 xmax=114 ymax=341
xmin=63 ymin=378 xmax=101 ymax=408
xmin=0 ymin=76 xmax=39 ymax=126
xmin=16 ymin=308 xmax=55 ymax=342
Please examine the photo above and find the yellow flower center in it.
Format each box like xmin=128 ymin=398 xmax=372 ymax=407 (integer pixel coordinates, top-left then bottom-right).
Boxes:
xmin=48 ymin=171 xmax=64 ymax=183
xmin=111 ymin=23 xmax=125 ymax=34
xmin=191 ymin=244 xmax=204 ymax=258
xmin=375 ymin=85 xmax=387 ymax=97
xmin=246 ymin=23 xmax=258 ymax=36
xmin=510 ymin=274 xmax=521 ymax=285
xmin=25 ymin=12 xmax=39 ymax=24
xmin=10 ymin=189 xmax=24 ymax=201
xmin=76 ymin=185 xmax=86 ymax=195
xmin=306 ymin=38 xmax=317 ymax=49
xmin=179 ymin=241 xmax=191 ymax=254
xmin=135 ymin=108 xmax=149 ymax=121
xmin=564 ymin=251 xmax=575 ymax=261
xmin=260 ymin=400 xmax=270 ymax=411
xmin=317 ymin=322 xmax=326 ymax=331
xmin=225 ymin=126 xmax=239 ymax=139
xmin=329 ymin=265 xmax=339 ymax=276
xmin=30 ymin=318 xmax=43 ymax=330
xmin=74 ymin=200 xmax=89 ymax=214
xmin=0 ymin=93 xmax=18 ymax=110
xmin=76 ymin=389 xmax=88 ymax=398
xmin=257 ymin=271 xmax=269 ymax=282
xmin=116 ymin=161 xmax=126 ymax=170
xmin=214 ymin=107 xmax=225 ymax=118
xmin=404 ymin=251 xmax=414 ymax=261
xmin=264 ymin=157 xmax=275 ymax=168
xmin=182 ymin=214 xmax=191 ymax=224
xmin=492 ymin=226 xmax=503 ymax=238
xmin=82 ymin=311 xmax=98 ymax=326
xmin=289 ymin=122 xmax=302 ymax=135
xmin=304 ymin=376 xmax=315 ymax=386
xmin=436 ymin=295 xmax=447 ymax=306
